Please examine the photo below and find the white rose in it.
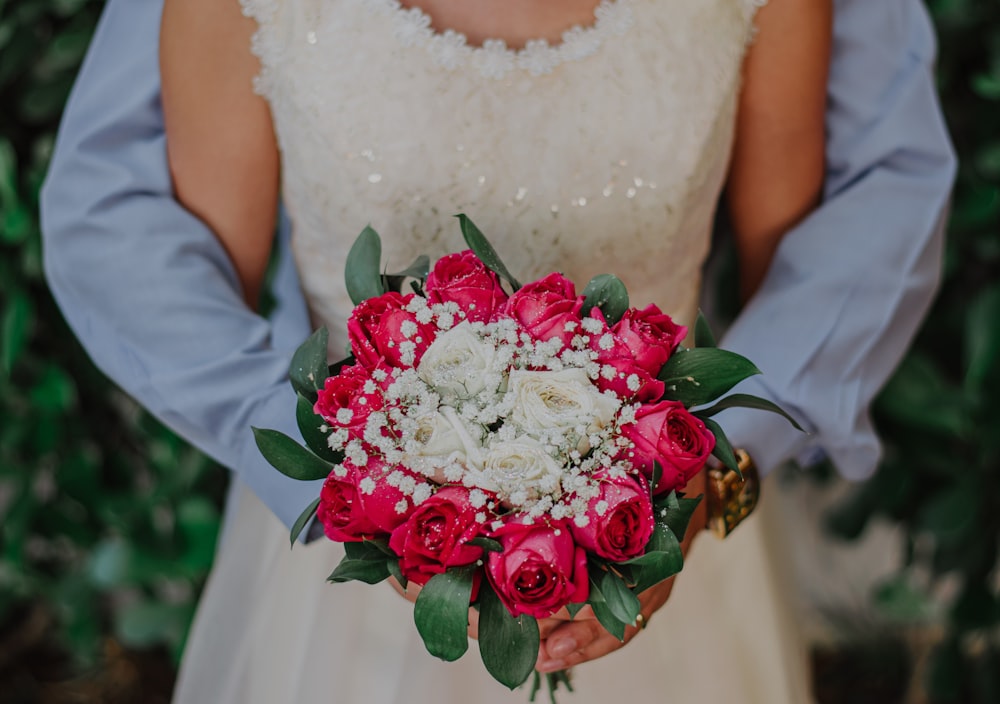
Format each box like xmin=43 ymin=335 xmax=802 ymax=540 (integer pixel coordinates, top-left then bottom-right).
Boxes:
xmin=416 ymin=322 xmax=501 ymax=401
xmin=507 ymin=368 xmax=620 ymax=437
xmin=479 ymin=436 xmax=564 ymax=505
xmin=406 ymin=406 xmax=485 ymax=467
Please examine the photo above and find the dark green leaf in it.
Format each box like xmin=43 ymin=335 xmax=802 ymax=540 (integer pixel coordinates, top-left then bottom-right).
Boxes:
xmin=329 ymin=354 xmax=355 ymax=377
xmin=702 ymin=418 xmax=740 ymax=475
xmin=387 ymin=559 xmax=407 ymax=589
xmin=658 ymin=348 xmax=760 ymax=407
xmin=456 ymin=214 xmax=522 ymax=290
xmin=414 ymin=567 xmax=476 ymax=662
xmin=478 ymin=582 xmax=539 ymax=689
xmin=289 ymin=497 xmax=321 ymax=546
xmin=586 ymin=580 xmax=627 ymax=641
xmin=345 ymin=225 xmax=387 ymax=305
xmin=345 ymin=540 xmax=393 ymax=561
xmin=655 ymin=494 xmax=703 ymax=542
xmin=595 ymin=569 xmax=641 ymax=625
xmin=650 ymin=461 xmax=663 ymax=499
xmin=295 ymin=393 xmax=344 ymax=462
xmin=383 ymin=254 xmax=431 ymax=293
xmin=623 ymin=525 xmax=683 ymax=593
xmin=694 ymin=393 xmax=804 ymax=432
xmin=964 ymin=283 xmax=1000 ymax=389
xmin=1 ymin=291 xmax=31 ymax=377
xmin=581 ymin=274 xmax=630 ymax=325
xmin=565 ymin=602 xmax=587 ymax=619
xmin=327 ymin=557 xmax=391 ymax=585
xmin=289 ymin=327 xmax=329 ymax=399
xmin=468 ymin=537 xmax=504 ymax=553
xmin=252 ymin=427 xmax=332 ymax=481
xmin=693 ymin=311 xmax=716 ymax=348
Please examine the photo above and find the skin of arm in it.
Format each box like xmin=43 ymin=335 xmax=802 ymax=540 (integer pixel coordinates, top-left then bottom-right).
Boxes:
xmin=535 ymin=0 xmax=833 ymax=672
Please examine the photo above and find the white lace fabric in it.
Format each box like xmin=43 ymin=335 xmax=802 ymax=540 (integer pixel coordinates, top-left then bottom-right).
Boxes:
xmin=239 ymin=0 xmax=765 ymax=351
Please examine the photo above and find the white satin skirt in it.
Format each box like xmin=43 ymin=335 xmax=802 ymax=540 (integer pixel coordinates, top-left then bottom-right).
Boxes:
xmin=173 ymin=478 xmax=814 ymax=703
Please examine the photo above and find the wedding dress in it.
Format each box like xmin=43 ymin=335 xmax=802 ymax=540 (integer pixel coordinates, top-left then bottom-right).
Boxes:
xmin=173 ymin=0 xmax=815 ymax=701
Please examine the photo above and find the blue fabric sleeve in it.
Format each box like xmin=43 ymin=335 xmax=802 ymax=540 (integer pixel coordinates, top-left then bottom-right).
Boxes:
xmin=715 ymin=0 xmax=957 ymax=479
xmin=39 ymin=0 xmax=322 ymax=529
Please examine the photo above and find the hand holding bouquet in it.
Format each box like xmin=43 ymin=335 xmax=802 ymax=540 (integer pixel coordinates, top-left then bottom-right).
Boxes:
xmin=254 ymin=216 xmax=799 ymax=696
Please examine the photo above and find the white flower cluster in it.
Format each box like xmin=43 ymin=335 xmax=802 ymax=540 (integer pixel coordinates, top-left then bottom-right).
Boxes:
xmin=327 ymin=295 xmax=641 ymax=523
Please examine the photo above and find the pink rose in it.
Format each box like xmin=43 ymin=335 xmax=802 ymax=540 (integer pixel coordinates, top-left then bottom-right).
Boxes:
xmin=354 ymin=460 xmax=427 ymax=533
xmin=571 ymin=471 xmax=654 ymax=562
xmin=388 ymin=487 xmax=485 ymax=586
xmin=347 ymin=292 xmax=437 ymax=369
xmin=425 ymin=250 xmax=509 ymax=323
xmin=620 ymin=400 xmax=715 ymax=494
xmin=585 ymin=310 xmax=665 ymax=402
xmin=612 ymin=305 xmax=687 ymax=376
xmin=313 ymin=364 xmax=385 ymax=440
xmin=487 ymin=518 xmax=589 ymax=619
xmin=317 ymin=468 xmax=382 ymax=542
xmin=503 ymin=273 xmax=583 ymax=347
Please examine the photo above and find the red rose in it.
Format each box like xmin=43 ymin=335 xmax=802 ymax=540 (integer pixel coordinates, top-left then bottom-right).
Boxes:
xmin=612 ymin=305 xmax=687 ymax=376
xmin=571 ymin=471 xmax=654 ymax=562
xmin=620 ymin=400 xmax=715 ymax=494
xmin=425 ymin=250 xmax=509 ymax=323
xmin=388 ymin=487 xmax=485 ymax=586
xmin=503 ymin=273 xmax=583 ymax=347
xmin=486 ymin=518 xmax=589 ymax=619
xmin=313 ymin=364 xmax=385 ymax=440
xmin=354 ymin=460 xmax=428 ymax=533
xmin=317 ymin=467 xmax=382 ymax=542
xmin=585 ymin=310 xmax=665 ymax=402
xmin=347 ymin=292 xmax=437 ymax=369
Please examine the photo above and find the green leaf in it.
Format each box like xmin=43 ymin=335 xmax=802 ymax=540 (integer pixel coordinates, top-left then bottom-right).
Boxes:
xmin=345 ymin=225 xmax=387 ymax=305
xmin=387 ymin=558 xmax=407 ymax=589
xmin=702 ymin=418 xmax=740 ymax=475
xmin=252 ymin=427 xmax=333 ymax=481
xmin=964 ymin=283 xmax=1000 ymax=389
xmin=656 ymin=494 xmax=703 ymax=542
xmin=468 ymin=536 xmax=504 ymax=553
xmin=658 ymin=348 xmax=760 ymax=407
xmin=694 ymin=393 xmax=804 ymax=432
xmin=478 ymin=582 xmax=540 ymax=689
xmin=623 ymin=525 xmax=683 ymax=593
xmin=289 ymin=327 xmax=329 ymax=399
xmin=586 ymin=580 xmax=627 ymax=641
xmin=289 ymin=497 xmax=321 ymax=546
xmin=414 ymin=567 xmax=476 ymax=662
xmin=295 ymin=393 xmax=344 ymax=463
xmin=565 ymin=602 xmax=587 ymax=619
xmin=581 ymin=274 xmax=629 ymax=325
xmin=327 ymin=557 xmax=391 ymax=585
xmin=651 ymin=461 xmax=663 ymax=499
xmin=595 ymin=568 xmax=641 ymax=625
xmin=383 ymin=254 xmax=431 ymax=293
xmin=693 ymin=311 xmax=717 ymax=348
xmin=1 ymin=291 xmax=31 ymax=377
xmin=456 ymin=214 xmax=522 ymax=290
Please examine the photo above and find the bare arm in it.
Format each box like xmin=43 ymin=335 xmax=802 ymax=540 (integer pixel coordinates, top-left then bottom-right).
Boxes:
xmin=160 ymin=0 xmax=279 ymax=307
xmin=536 ymin=0 xmax=833 ymax=672
xmin=727 ymin=0 xmax=832 ymax=300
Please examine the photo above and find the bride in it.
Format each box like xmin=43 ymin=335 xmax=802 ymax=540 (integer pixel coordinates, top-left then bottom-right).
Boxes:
xmin=159 ymin=0 xmax=825 ymax=701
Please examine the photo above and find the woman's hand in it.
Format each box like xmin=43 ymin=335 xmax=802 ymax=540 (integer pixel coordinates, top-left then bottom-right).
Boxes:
xmin=533 ymin=468 xmax=708 ymax=673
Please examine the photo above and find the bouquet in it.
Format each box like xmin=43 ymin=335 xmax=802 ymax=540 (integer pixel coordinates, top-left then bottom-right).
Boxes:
xmin=254 ymin=216 xmax=798 ymax=698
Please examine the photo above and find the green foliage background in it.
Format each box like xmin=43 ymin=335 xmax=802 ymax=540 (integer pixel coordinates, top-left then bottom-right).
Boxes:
xmin=0 ymin=0 xmax=997 ymax=701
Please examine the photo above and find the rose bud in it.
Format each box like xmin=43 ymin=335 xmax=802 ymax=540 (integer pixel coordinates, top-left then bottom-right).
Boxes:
xmin=347 ymin=292 xmax=437 ymax=369
xmin=425 ymin=250 xmax=509 ymax=323
xmin=388 ymin=486 xmax=486 ymax=586
xmin=620 ymin=400 xmax=715 ymax=494
xmin=612 ymin=305 xmax=688 ymax=376
xmin=313 ymin=364 xmax=385 ymax=441
xmin=571 ymin=471 xmax=654 ymax=562
xmin=487 ymin=517 xmax=589 ymax=619
xmin=502 ymin=272 xmax=583 ymax=347
xmin=317 ymin=467 xmax=383 ymax=542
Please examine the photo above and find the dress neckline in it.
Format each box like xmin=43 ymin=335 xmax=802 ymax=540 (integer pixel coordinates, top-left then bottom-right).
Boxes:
xmin=360 ymin=0 xmax=635 ymax=79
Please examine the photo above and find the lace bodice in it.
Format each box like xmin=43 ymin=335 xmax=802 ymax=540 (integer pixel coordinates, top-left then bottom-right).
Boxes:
xmin=240 ymin=0 xmax=765 ymax=350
